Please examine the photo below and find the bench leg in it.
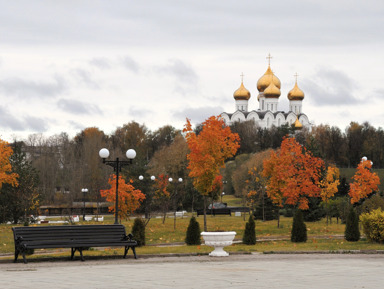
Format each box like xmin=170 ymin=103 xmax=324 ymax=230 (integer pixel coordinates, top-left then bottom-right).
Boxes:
xmin=22 ymin=252 xmax=27 ymax=264
xmin=71 ymin=247 xmax=75 ymax=260
xmin=71 ymin=248 xmax=84 ymax=261
xmin=131 ymin=246 xmax=137 ymax=259
xmin=14 ymin=249 xmax=19 ymax=263
xmin=124 ymin=246 xmax=129 ymax=258
xmin=79 ymin=248 xmax=84 ymax=261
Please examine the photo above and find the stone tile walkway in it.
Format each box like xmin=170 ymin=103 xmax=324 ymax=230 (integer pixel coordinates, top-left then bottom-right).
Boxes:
xmin=1 ymin=253 xmax=383 ymax=288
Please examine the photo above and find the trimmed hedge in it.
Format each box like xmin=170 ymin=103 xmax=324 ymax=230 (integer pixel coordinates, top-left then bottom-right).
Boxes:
xmin=345 ymin=207 xmax=360 ymax=242
xmin=132 ymin=217 xmax=146 ymax=246
xmin=360 ymin=208 xmax=384 ymax=243
xmin=291 ymin=210 xmax=307 ymax=243
xmin=243 ymin=215 xmax=256 ymax=245
xmin=185 ymin=216 xmax=201 ymax=245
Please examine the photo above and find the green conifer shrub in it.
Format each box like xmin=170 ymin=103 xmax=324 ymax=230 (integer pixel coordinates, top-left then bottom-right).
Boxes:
xmin=131 ymin=217 xmax=146 ymax=246
xmin=185 ymin=216 xmax=201 ymax=245
xmin=345 ymin=207 xmax=360 ymax=241
xmin=243 ymin=215 xmax=256 ymax=245
xmin=291 ymin=209 xmax=307 ymax=242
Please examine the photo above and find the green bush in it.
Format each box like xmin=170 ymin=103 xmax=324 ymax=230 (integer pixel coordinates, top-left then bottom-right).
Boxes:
xmin=302 ymin=198 xmax=325 ymax=222
xmin=185 ymin=216 xmax=201 ymax=245
xmin=360 ymin=208 xmax=384 ymax=243
xmin=243 ymin=215 xmax=256 ymax=245
xmin=362 ymin=194 xmax=384 ymax=214
xmin=344 ymin=207 xmax=360 ymax=241
xmin=291 ymin=210 xmax=307 ymax=243
xmin=131 ymin=218 xmax=146 ymax=246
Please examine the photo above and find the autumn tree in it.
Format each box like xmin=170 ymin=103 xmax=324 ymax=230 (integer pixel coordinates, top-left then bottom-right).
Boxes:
xmin=184 ymin=116 xmax=240 ymax=231
xmin=232 ymin=150 xmax=273 ymax=221
xmin=149 ymin=125 xmax=179 ymax=155
xmin=25 ymin=133 xmax=70 ymax=205
xmin=75 ymin=127 xmax=108 ymax=214
xmin=230 ymin=120 xmax=259 ymax=154
xmin=320 ymin=166 xmax=340 ymax=224
xmin=153 ymin=174 xmax=171 ymax=224
xmin=0 ymin=139 xmax=18 ymax=190
xmin=0 ymin=141 xmax=38 ymax=224
xmin=349 ymin=157 xmax=380 ymax=205
xmin=112 ymin=121 xmax=150 ymax=163
xmin=100 ymin=174 xmax=145 ymax=221
xmin=262 ymin=137 xmax=325 ymax=210
xmin=148 ymin=134 xmax=189 ymax=215
xmin=208 ymin=174 xmax=224 ymax=212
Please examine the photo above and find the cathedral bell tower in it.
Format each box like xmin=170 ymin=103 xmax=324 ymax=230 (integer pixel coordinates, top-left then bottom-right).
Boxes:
xmin=256 ymin=54 xmax=281 ymax=113
xmin=233 ymin=73 xmax=251 ymax=112
xmin=288 ymin=73 xmax=305 ymax=114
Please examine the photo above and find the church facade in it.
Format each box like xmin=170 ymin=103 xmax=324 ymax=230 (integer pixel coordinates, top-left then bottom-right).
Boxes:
xmin=221 ymin=56 xmax=310 ymax=129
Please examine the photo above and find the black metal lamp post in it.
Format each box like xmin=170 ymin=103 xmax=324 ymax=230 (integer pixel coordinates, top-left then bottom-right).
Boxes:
xmin=169 ymin=177 xmax=183 ymax=230
xmin=82 ymin=188 xmax=88 ymax=221
xmin=139 ymin=175 xmax=156 ymax=219
xmin=222 ymin=180 xmax=227 ymax=203
xmin=99 ymin=148 xmax=136 ymax=224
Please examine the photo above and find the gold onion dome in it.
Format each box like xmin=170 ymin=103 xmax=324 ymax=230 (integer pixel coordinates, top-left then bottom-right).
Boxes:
xmin=257 ymin=66 xmax=281 ymax=92
xmin=233 ymin=81 xmax=251 ymax=100
xmin=294 ymin=117 xmax=303 ymax=130
xmin=263 ymin=81 xmax=281 ymax=98
xmin=288 ymin=81 xmax=305 ymax=100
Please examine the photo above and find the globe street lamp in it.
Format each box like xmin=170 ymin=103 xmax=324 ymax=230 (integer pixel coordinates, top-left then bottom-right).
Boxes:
xmin=81 ymin=188 xmax=88 ymax=221
xmin=99 ymin=148 xmax=136 ymax=224
xmin=169 ymin=177 xmax=183 ymax=230
xmin=139 ymin=175 xmax=156 ymax=219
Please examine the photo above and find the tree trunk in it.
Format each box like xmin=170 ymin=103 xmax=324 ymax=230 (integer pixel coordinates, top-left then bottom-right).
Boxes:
xmin=262 ymin=192 xmax=265 ymax=222
xmin=203 ymin=196 xmax=207 ymax=231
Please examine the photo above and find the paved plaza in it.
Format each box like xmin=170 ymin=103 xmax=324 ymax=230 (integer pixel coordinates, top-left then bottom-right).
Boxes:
xmin=1 ymin=253 xmax=384 ymax=288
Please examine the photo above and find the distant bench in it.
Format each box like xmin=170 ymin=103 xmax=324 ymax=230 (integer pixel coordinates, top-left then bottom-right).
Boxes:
xmin=196 ymin=208 xmax=232 ymax=216
xmin=12 ymin=224 xmax=137 ymax=263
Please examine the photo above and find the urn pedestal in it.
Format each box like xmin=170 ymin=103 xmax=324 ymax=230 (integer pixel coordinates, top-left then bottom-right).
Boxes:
xmin=201 ymin=231 xmax=236 ymax=257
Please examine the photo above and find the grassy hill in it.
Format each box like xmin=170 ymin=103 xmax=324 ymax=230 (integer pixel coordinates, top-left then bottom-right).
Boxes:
xmin=339 ymin=168 xmax=384 ymax=192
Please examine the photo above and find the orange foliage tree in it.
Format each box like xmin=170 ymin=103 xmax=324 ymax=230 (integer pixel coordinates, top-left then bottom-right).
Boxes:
xmin=153 ymin=174 xmax=171 ymax=224
xmin=183 ymin=116 xmax=240 ymax=231
xmin=320 ymin=166 xmax=340 ymax=224
xmin=262 ymin=137 xmax=325 ymax=210
xmin=0 ymin=139 xmax=18 ymax=190
xmin=349 ymin=157 xmax=380 ymax=204
xmin=100 ymin=174 xmax=145 ymax=221
xmin=208 ymin=174 xmax=224 ymax=209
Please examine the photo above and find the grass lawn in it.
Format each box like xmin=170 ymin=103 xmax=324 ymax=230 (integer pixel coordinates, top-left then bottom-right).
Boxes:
xmin=1 ymin=214 xmax=384 ymax=260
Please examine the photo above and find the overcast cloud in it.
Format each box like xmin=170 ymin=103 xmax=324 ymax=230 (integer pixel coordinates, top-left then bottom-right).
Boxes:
xmin=0 ymin=0 xmax=383 ymax=141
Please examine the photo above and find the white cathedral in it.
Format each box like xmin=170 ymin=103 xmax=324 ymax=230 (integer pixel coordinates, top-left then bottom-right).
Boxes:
xmin=221 ymin=56 xmax=310 ymax=129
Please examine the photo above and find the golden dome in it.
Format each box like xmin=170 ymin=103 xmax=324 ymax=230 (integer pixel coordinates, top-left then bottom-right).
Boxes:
xmin=294 ymin=117 xmax=303 ymax=130
xmin=233 ymin=81 xmax=251 ymax=100
xmin=263 ymin=81 xmax=281 ymax=98
xmin=288 ymin=81 xmax=305 ymax=101
xmin=257 ymin=66 xmax=281 ymax=92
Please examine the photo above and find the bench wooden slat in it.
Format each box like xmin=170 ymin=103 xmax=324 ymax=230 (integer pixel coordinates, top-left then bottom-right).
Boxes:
xmin=13 ymin=224 xmax=137 ymax=263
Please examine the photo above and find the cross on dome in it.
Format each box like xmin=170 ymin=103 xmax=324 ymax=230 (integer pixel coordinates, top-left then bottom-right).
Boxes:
xmin=294 ymin=72 xmax=299 ymax=82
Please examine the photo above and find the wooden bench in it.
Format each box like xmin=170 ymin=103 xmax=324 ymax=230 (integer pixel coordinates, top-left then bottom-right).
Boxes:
xmin=12 ymin=224 xmax=137 ymax=263
xmin=196 ymin=208 xmax=232 ymax=216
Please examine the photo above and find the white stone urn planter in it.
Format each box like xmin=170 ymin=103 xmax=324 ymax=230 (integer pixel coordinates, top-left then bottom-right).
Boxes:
xmin=201 ymin=231 xmax=236 ymax=257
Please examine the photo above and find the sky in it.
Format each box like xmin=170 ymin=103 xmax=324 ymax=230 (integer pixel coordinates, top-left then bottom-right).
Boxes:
xmin=1 ymin=0 xmax=384 ymax=142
